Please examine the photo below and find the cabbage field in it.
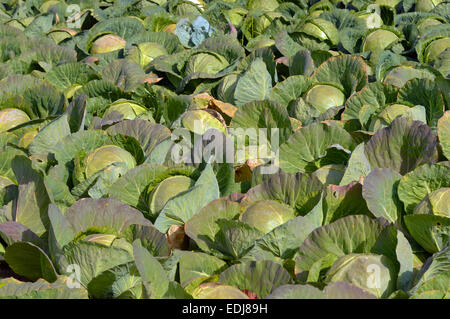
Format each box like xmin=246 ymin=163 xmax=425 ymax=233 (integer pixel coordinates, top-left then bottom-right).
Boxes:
xmin=0 ymin=0 xmax=449 ymax=300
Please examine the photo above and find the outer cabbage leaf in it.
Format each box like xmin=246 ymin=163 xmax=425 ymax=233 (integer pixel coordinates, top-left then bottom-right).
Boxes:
xmin=364 ymin=117 xmax=438 ymax=175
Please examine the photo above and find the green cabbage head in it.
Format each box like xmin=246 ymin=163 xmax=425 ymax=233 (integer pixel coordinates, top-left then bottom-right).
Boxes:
xmin=325 ymin=253 xmax=397 ymax=298
xmin=0 ymin=108 xmax=30 ymax=132
xmin=84 ymin=145 xmax=136 ymax=178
